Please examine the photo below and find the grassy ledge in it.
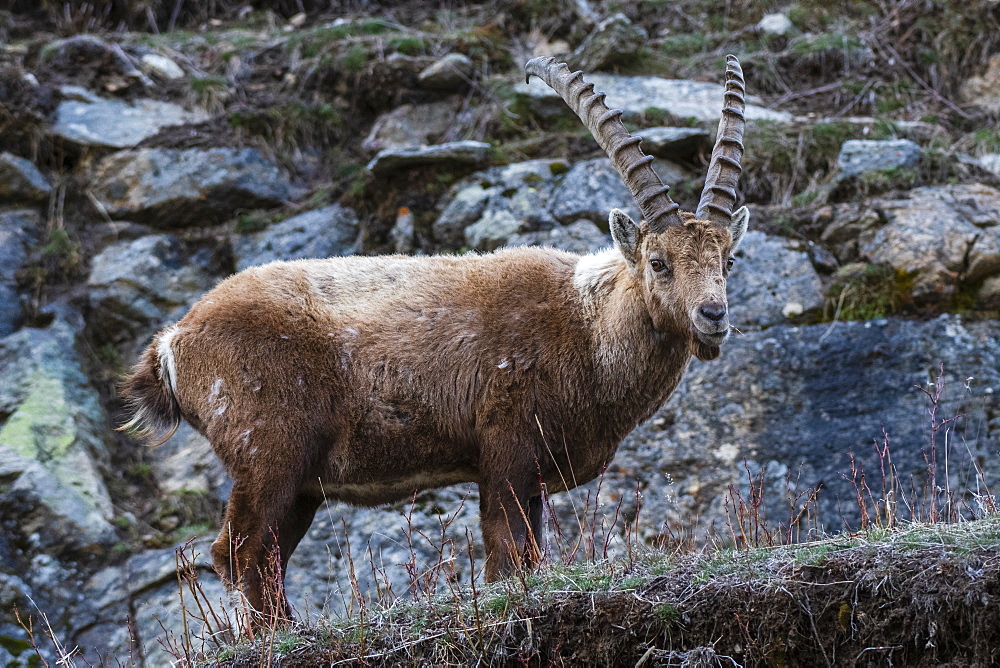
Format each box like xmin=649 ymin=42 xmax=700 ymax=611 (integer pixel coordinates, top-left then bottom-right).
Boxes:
xmin=206 ymin=517 xmax=1000 ymax=667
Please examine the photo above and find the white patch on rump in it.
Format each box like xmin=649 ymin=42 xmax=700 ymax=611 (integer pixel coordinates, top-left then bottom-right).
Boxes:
xmin=156 ymin=326 xmax=181 ymax=396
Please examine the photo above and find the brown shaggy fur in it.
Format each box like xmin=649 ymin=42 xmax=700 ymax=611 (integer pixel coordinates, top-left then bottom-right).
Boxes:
xmin=119 ymin=208 xmax=748 ymax=622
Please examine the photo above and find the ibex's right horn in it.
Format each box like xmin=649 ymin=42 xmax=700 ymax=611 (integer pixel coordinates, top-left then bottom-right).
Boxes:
xmin=695 ymin=55 xmax=747 ymax=226
xmin=524 ymin=57 xmax=683 ymax=233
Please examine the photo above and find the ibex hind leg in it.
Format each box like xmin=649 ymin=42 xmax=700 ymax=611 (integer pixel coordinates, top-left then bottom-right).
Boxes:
xmin=210 ymin=428 xmax=319 ymax=627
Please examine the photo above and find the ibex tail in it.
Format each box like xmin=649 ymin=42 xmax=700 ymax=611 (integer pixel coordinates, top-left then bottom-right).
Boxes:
xmin=117 ymin=326 xmax=181 ymax=446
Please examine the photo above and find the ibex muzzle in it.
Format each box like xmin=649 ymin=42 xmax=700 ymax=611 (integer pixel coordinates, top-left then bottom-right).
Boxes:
xmin=120 ymin=55 xmax=752 ymax=625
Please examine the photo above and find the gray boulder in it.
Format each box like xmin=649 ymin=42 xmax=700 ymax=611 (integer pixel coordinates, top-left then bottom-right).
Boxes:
xmin=434 ymin=157 xmax=690 ymax=251
xmin=286 ymin=483 xmax=482 ymax=617
xmin=434 ymin=159 xmax=566 ymax=249
xmin=612 ymin=316 xmax=1000 ymax=538
xmin=836 ymin=139 xmax=922 ymax=178
xmin=234 ymin=204 xmax=359 ymax=271
xmin=0 ymin=316 xmax=116 ymax=555
xmin=148 ymin=422 xmax=231 ymax=503
xmin=815 ymin=204 xmax=882 ymax=262
xmin=52 ymin=97 xmax=208 ymax=150
xmin=507 ymin=219 xmax=611 ymax=254
xmin=858 ymin=184 xmax=1000 ymax=303
xmin=567 ymin=13 xmax=647 ymax=72
xmin=549 ymin=157 xmax=640 ymax=224
xmin=976 ymin=276 xmax=1000 ymax=309
xmin=0 ymin=152 xmax=51 ymax=202
xmin=88 ymin=148 xmax=292 ymax=227
xmin=64 ymin=541 xmax=230 ymax=665
xmin=634 ymin=127 xmax=711 ymax=162
xmin=40 ymin=35 xmax=150 ymax=87
xmin=726 ymin=230 xmax=825 ymax=326
xmin=516 ymin=72 xmax=791 ymax=123
xmin=464 ymin=207 xmax=533 ymax=250
xmin=87 ymin=234 xmax=218 ymax=343
xmin=366 ymin=140 xmax=491 ymax=177
xmin=125 ymin=543 xmax=234 ymax=663
xmin=0 ymin=209 xmax=41 ymax=336
xmin=362 ymin=100 xmax=461 ymax=154
xmin=417 ymin=53 xmax=474 ymax=91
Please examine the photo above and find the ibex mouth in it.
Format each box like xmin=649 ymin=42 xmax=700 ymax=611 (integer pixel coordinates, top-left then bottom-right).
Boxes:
xmin=694 ymin=328 xmax=729 ymax=347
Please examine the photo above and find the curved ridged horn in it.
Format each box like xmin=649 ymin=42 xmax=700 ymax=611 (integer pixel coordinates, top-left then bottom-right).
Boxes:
xmin=524 ymin=57 xmax=683 ymax=232
xmin=695 ymin=54 xmax=746 ymax=226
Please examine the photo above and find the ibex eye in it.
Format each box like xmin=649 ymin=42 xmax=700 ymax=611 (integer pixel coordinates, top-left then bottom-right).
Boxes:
xmin=726 ymin=257 xmax=735 ymax=270
xmin=650 ymin=259 xmax=666 ymax=272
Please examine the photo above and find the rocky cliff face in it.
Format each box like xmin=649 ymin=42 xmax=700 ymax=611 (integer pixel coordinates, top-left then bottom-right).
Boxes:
xmin=1 ymin=1 xmax=999 ymax=665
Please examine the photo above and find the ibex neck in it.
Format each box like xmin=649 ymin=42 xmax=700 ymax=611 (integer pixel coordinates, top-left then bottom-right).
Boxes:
xmin=572 ymin=250 xmax=690 ymax=400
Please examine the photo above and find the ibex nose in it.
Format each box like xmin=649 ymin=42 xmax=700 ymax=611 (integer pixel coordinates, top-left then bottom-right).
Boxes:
xmin=699 ymin=303 xmax=727 ymax=323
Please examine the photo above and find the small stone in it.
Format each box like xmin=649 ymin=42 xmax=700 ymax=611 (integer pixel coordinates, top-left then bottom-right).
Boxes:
xmin=366 ymin=140 xmax=490 ymax=177
xmin=391 ymin=207 xmax=416 ymax=254
xmin=140 ymin=53 xmax=184 ymax=79
xmin=758 ymin=13 xmax=795 ymax=35
xmin=0 ymin=152 xmax=51 ymax=203
xmin=417 ymin=53 xmax=473 ymax=91
xmin=567 ymin=13 xmax=648 ymax=72
xmin=58 ymin=84 xmax=102 ymax=103
xmin=782 ymin=302 xmax=804 ymax=318
xmin=807 ymin=242 xmax=839 ymax=274
xmin=836 ymin=139 xmax=922 ymax=178
xmin=960 ymin=54 xmax=1000 ymax=114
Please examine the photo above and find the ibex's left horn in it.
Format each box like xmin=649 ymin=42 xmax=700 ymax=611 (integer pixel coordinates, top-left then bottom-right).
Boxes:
xmin=525 ymin=57 xmax=683 ymax=233
xmin=695 ymin=54 xmax=746 ymax=226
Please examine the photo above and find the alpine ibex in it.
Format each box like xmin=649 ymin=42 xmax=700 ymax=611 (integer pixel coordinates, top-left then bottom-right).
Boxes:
xmin=120 ymin=55 xmax=751 ymax=621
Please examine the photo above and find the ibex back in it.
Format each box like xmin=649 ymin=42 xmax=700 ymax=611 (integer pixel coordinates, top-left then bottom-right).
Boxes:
xmin=120 ymin=55 xmax=752 ymax=623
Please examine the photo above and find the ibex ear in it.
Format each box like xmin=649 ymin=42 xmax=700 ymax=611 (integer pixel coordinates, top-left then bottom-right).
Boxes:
xmin=610 ymin=209 xmax=641 ymax=264
xmin=730 ymin=206 xmax=749 ymax=252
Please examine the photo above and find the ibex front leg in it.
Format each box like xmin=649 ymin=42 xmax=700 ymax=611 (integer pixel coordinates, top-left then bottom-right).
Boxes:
xmin=478 ymin=435 xmax=544 ymax=581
